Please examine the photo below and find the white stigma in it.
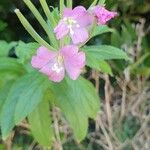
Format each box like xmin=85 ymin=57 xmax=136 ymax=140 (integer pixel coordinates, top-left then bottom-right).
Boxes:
xmin=51 ymin=55 xmax=64 ymax=74
xmin=52 ymin=63 xmax=63 ymax=73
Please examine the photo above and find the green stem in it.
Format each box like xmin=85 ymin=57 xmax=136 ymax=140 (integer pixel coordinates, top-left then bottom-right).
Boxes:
xmin=15 ymin=9 xmax=56 ymax=51
xmin=90 ymin=0 xmax=98 ymax=7
xmin=23 ymin=0 xmax=57 ymax=47
xmin=60 ymin=0 xmax=64 ymax=16
xmin=66 ymin=0 xmax=73 ymax=8
xmin=39 ymin=0 xmax=56 ymax=28
xmin=98 ymin=0 xmax=106 ymax=5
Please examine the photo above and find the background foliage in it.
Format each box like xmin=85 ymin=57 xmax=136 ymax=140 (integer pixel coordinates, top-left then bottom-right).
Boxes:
xmin=0 ymin=0 xmax=150 ymax=149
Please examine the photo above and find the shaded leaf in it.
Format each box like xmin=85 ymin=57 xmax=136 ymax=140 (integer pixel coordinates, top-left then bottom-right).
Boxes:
xmin=1 ymin=72 xmax=47 ymax=139
xmin=0 ymin=41 xmax=17 ymax=57
xmin=86 ymin=55 xmax=113 ymax=75
xmin=0 ymin=57 xmax=25 ymax=75
xmin=0 ymin=81 xmax=14 ymax=123
xmin=15 ymin=41 xmax=39 ymax=64
xmin=91 ymin=25 xmax=114 ymax=38
xmin=28 ymin=98 xmax=53 ymax=147
xmin=50 ymin=77 xmax=100 ymax=141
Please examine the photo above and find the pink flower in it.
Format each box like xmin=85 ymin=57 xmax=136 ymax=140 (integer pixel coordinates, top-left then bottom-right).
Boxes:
xmin=54 ymin=6 xmax=92 ymax=44
xmin=92 ymin=6 xmax=117 ymax=25
xmin=31 ymin=45 xmax=85 ymax=82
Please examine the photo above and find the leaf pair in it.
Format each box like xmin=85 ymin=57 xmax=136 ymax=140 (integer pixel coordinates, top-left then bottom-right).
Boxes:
xmin=0 ymin=71 xmax=100 ymax=145
xmin=82 ymin=45 xmax=129 ymax=75
xmin=50 ymin=77 xmax=100 ymax=141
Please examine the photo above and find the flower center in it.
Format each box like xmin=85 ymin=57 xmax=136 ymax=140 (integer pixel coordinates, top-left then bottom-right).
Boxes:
xmin=51 ymin=54 xmax=64 ymax=73
xmin=63 ymin=17 xmax=80 ymax=35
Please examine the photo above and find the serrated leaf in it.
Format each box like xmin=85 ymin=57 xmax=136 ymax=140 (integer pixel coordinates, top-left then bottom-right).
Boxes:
xmin=0 ymin=41 xmax=17 ymax=57
xmin=111 ymin=30 xmax=122 ymax=47
xmin=91 ymin=25 xmax=114 ymax=38
xmin=86 ymin=55 xmax=113 ymax=75
xmin=50 ymin=77 xmax=100 ymax=141
xmin=14 ymin=73 xmax=48 ymax=125
xmin=28 ymin=98 xmax=53 ymax=147
xmin=0 ymin=81 xmax=14 ymax=123
xmin=15 ymin=41 xmax=39 ymax=64
xmin=52 ymin=7 xmax=60 ymax=24
xmin=0 ymin=72 xmax=47 ymax=139
xmin=0 ymin=57 xmax=25 ymax=75
xmin=82 ymin=45 xmax=129 ymax=60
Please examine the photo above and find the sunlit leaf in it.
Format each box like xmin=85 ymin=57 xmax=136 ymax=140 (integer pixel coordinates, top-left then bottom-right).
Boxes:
xmin=83 ymin=45 xmax=129 ymax=60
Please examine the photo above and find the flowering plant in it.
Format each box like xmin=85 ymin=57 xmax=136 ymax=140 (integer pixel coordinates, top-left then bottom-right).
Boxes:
xmin=0 ymin=0 xmax=128 ymax=148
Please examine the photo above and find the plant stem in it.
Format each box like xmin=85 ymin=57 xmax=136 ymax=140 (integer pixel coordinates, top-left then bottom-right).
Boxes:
xmin=39 ymin=0 xmax=56 ymax=28
xmin=66 ymin=0 xmax=73 ymax=8
xmin=15 ymin=9 xmax=56 ymax=51
xmin=90 ymin=0 xmax=98 ymax=7
xmin=23 ymin=0 xmax=58 ymax=47
xmin=60 ymin=0 xmax=64 ymax=17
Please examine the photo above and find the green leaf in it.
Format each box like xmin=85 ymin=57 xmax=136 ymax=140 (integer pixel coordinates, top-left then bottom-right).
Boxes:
xmin=0 ymin=81 xmax=14 ymax=123
xmin=82 ymin=45 xmax=129 ymax=60
xmin=0 ymin=57 xmax=25 ymax=75
xmin=52 ymin=7 xmax=61 ymax=24
xmin=14 ymin=73 xmax=48 ymax=125
xmin=0 ymin=72 xmax=47 ymax=139
xmin=0 ymin=41 xmax=17 ymax=57
xmin=91 ymin=25 xmax=114 ymax=38
xmin=15 ymin=41 xmax=39 ymax=64
xmin=0 ymin=71 xmax=20 ymax=92
xmin=50 ymin=77 xmax=100 ymax=141
xmin=111 ymin=30 xmax=122 ymax=47
xmin=86 ymin=55 xmax=113 ymax=75
xmin=28 ymin=98 xmax=53 ymax=147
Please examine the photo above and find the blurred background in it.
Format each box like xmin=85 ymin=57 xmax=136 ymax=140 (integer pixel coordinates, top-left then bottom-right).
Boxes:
xmin=0 ymin=0 xmax=150 ymax=149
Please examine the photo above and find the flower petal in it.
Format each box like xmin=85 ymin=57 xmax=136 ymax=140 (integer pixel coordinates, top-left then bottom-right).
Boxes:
xmin=73 ymin=6 xmax=93 ymax=27
xmin=72 ymin=6 xmax=86 ymax=18
xmin=61 ymin=45 xmax=86 ymax=80
xmin=70 ymin=28 xmax=89 ymax=44
xmin=61 ymin=45 xmax=79 ymax=57
xmin=93 ymin=6 xmax=117 ymax=25
xmin=77 ymin=13 xmax=93 ymax=27
xmin=54 ymin=21 xmax=69 ymax=39
xmin=63 ymin=8 xmax=73 ymax=17
xmin=37 ymin=46 xmax=56 ymax=59
xmin=31 ymin=46 xmax=56 ymax=69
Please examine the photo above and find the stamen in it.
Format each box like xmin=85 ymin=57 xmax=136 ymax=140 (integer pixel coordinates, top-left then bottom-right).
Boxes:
xmin=63 ymin=17 xmax=79 ymax=35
